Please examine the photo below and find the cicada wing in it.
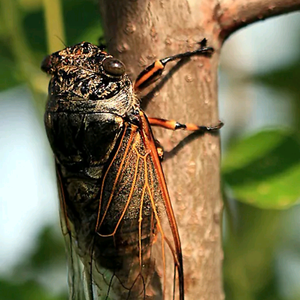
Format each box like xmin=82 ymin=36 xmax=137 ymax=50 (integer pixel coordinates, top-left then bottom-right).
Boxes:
xmin=140 ymin=165 xmax=182 ymax=300
xmin=95 ymin=116 xmax=184 ymax=300
xmin=91 ymin=124 xmax=155 ymax=299
xmin=56 ymin=165 xmax=94 ymax=300
xmin=55 ymin=117 xmax=183 ymax=300
xmin=139 ymin=112 xmax=184 ymax=300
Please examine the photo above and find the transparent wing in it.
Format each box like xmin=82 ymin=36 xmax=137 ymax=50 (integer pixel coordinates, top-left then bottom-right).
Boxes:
xmin=56 ymin=168 xmax=88 ymax=300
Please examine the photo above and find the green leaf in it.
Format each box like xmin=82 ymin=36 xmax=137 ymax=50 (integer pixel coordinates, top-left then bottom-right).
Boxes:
xmin=0 ymin=278 xmax=66 ymax=300
xmin=222 ymin=129 xmax=300 ymax=209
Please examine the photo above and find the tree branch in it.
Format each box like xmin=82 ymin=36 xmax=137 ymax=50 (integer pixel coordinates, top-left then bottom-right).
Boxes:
xmin=218 ymin=0 xmax=300 ymax=40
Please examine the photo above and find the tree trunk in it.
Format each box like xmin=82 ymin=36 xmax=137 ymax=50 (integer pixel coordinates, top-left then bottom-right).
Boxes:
xmin=98 ymin=1 xmax=300 ymax=299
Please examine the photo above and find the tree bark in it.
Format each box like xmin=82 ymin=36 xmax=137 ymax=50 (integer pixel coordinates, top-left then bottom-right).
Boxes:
xmin=98 ymin=1 xmax=300 ymax=299
xmin=218 ymin=0 xmax=300 ymax=40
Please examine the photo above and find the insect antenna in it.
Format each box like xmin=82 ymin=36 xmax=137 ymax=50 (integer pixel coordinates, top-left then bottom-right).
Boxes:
xmin=98 ymin=36 xmax=114 ymax=51
xmin=55 ymin=35 xmax=67 ymax=47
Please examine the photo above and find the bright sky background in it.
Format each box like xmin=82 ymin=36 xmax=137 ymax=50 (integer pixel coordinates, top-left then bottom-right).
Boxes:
xmin=0 ymin=87 xmax=59 ymax=272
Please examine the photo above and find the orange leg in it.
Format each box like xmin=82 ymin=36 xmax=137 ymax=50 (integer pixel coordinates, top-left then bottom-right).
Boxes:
xmin=154 ymin=138 xmax=164 ymax=161
xmin=149 ymin=117 xmax=224 ymax=132
xmin=133 ymin=38 xmax=213 ymax=92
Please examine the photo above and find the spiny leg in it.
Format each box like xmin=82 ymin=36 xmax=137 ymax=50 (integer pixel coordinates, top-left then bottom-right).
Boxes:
xmin=149 ymin=117 xmax=224 ymax=133
xmin=133 ymin=38 xmax=213 ymax=92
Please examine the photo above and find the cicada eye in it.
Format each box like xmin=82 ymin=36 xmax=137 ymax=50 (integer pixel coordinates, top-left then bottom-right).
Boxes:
xmin=41 ymin=55 xmax=52 ymax=73
xmin=102 ymin=58 xmax=125 ymax=77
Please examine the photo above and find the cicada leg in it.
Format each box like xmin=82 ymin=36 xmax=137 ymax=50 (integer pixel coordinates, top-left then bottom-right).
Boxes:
xmin=133 ymin=38 xmax=213 ymax=91
xmin=149 ymin=117 xmax=224 ymax=133
xmin=154 ymin=138 xmax=164 ymax=161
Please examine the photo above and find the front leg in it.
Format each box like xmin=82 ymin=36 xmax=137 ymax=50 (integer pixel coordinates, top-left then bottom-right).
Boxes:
xmin=149 ymin=117 xmax=223 ymax=132
xmin=133 ymin=38 xmax=213 ymax=91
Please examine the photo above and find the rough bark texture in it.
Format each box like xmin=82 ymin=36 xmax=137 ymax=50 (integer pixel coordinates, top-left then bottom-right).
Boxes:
xmin=98 ymin=1 xmax=300 ymax=299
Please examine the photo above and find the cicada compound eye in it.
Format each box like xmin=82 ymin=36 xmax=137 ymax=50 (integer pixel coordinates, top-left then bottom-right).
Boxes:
xmin=102 ymin=58 xmax=126 ymax=77
xmin=41 ymin=55 xmax=52 ymax=73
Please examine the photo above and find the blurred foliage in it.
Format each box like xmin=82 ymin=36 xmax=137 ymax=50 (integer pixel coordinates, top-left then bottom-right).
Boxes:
xmin=221 ymin=19 xmax=300 ymax=299
xmin=224 ymin=203 xmax=283 ymax=300
xmin=1 ymin=1 xmax=300 ymax=300
xmin=253 ymin=54 xmax=300 ymax=131
xmin=0 ymin=226 xmax=67 ymax=300
xmin=223 ymin=129 xmax=300 ymax=209
xmin=0 ymin=0 xmax=102 ymax=115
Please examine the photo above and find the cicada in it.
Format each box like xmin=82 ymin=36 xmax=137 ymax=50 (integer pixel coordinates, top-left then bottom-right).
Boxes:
xmin=42 ymin=39 xmax=222 ymax=300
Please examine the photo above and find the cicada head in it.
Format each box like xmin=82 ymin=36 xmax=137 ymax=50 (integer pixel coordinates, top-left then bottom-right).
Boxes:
xmin=41 ymin=41 xmax=132 ymax=101
xmin=42 ymin=42 xmax=139 ymax=167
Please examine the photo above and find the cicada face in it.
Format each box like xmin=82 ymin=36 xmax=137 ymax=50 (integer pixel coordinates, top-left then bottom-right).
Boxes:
xmin=41 ymin=41 xmax=130 ymax=101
